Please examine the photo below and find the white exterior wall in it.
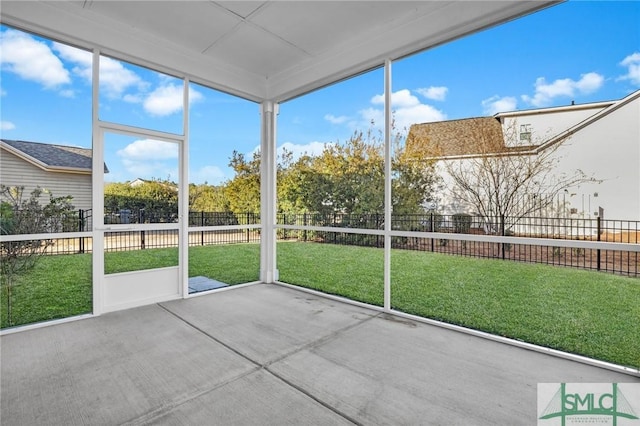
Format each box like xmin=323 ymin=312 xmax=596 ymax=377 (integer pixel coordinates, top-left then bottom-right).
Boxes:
xmin=501 ymin=105 xmax=608 ymax=147
xmin=553 ymin=97 xmax=640 ymax=221
xmin=435 ymin=97 xmax=639 ymax=221
xmin=0 ymin=150 xmax=93 ymax=212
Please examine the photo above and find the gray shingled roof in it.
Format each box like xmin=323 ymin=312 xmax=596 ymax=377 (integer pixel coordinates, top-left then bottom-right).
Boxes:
xmin=1 ymin=139 xmax=108 ymax=172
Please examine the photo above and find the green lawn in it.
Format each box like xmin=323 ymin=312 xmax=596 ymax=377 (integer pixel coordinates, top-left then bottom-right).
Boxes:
xmin=2 ymin=241 xmax=638 ymax=369
xmin=278 ymin=242 xmax=640 ymax=369
xmin=1 ymin=253 xmax=93 ymax=328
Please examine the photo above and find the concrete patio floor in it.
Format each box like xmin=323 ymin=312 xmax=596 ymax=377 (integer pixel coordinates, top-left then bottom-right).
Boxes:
xmin=1 ymin=283 xmax=637 ymax=425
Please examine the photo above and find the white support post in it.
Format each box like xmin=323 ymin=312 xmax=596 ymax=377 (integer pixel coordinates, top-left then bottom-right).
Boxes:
xmin=91 ymin=49 xmax=103 ymax=316
xmin=180 ymin=78 xmax=190 ymax=298
xmin=384 ymin=59 xmax=392 ymax=312
xmin=260 ymin=101 xmax=279 ymax=283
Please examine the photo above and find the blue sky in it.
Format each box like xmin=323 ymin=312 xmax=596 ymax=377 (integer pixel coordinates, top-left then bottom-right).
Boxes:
xmin=1 ymin=1 xmax=639 ymax=185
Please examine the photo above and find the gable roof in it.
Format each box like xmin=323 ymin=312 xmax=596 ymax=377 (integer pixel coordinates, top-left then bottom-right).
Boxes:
xmin=0 ymin=139 xmax=108 ymax=174
xmin=406 ymin=89 xmax=640 ymax=160
xmin=405 ymin=117 xmax=532 ymax=159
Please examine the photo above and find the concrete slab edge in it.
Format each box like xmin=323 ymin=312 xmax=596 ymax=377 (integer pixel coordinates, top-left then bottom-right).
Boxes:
xmin=0 ymin=313 xmax=94 ymax=336
xmin=389 ymin=309 xmax=640 ymax=378
xmin=274 ymin=282 xmax=640 ymax=378
xmin=274 ymin=281 xmax=385 ymax=313
xmin=0 ymin=282 xmax=263 ymax=336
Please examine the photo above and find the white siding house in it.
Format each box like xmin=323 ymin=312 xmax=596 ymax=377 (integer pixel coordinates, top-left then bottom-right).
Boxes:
xmin=0 ymin=139 xmax=103 ymax=212
xmin=406 ymin=89 xmax=640 ymax=221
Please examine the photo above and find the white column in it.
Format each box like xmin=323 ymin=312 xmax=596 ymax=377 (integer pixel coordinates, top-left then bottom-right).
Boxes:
xmin=260 ymin=101 xmax=279 ymax=283
xmin=91 ymin=49 xmax=104 ymax=315
xmin=384 ymin=59 xmax=392 ymax=312
xmin=180 ymin=78 xmax=190 ymax=298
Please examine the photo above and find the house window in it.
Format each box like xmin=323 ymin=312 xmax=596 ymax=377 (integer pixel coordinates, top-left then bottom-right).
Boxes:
xmin=520 ymin=124 xmax=532 ymax=142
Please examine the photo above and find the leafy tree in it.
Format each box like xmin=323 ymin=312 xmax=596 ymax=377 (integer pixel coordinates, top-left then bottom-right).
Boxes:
xmin=189 ymin=183 xmax=229 ymax=213
xmin=104 ymin=179 xmax=178 ymax=223
xmin=224 ymin=150 xmax=261 ymax=214
xmin=280 ymin=128 xmax=439 ymax=217
xmin=392 ymin=135 xmax=441 ymax=216
xmin=223 ymin=124 xmax=440 ymax=220
xmin=0 ymin=186 xmax=75 ymax=326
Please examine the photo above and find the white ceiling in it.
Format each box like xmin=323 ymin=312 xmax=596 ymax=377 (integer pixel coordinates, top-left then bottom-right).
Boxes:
xmin=1 ymin=1 xmax=558 ymax=103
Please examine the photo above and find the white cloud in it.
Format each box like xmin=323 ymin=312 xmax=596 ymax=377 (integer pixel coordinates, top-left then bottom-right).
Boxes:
xmin=59 ymin=89 xmax=76 ymax=98
xmin=0 ymin=29 xmax=70 ymax=88
xmin=117 ymin=139 xmax=178 ymax=161
xmin=324 ymin=114 xmax=349 ymax=124
xmin=416 ymin=86 xmax=448 ymax=101
xmin=119 ymin=158 xmax=178 ymax=181
xmin=190 ymin=165 xmax=227 ymax=185
xmin=54 ymin=42 xmax=146 ymax=98
xmin=366 ymin=89 xmax=446 ymax=131
xmin=481 ymin=95 xmax=517 ymax=115
xmin=143 ymin=84 xmax=203 ymax=116
xmin=1 ymin=121 xmax=16 ymax=131
xmin=99 ymin=56 xmax=147 ymax=98
xmin=618 ymin=52 xmax=640 ymax=86
xmin=278 ymin=141 xmax=327 ymax=159
xmin=371 ymin=89 xmax=420 ymax=108
xmin=521 ymin=72 xmax=604 ymax=107
xmin=123 ymin=94 xmax=143 ymax=104
xmin=394 ymin=104 xmax=447 ymax=131
xmin=117 ymin=140 xmax=178 ymax=180
xmin=359 ymin=107 xmax=384 ymax=129
xmin=251 ymin=141 xmax=330 ymax=163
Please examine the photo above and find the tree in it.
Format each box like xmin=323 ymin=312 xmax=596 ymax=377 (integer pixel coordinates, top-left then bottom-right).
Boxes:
xmin=222 ymin=123 xmax=440 ymax=219
xmin=189 ymin=183 xmax=229 ymax=213
xmin=441 ymin=120 xmax=599 ymax=231
xmin=224 ymin=150 xmax=261 ymax=214
xmin=0 ymin=186 xmax=76 ymax=326
xmin=279 ymin=127 xmax=440 ymax=217
xmin=104 ymin=179 xmax=178 ymax=223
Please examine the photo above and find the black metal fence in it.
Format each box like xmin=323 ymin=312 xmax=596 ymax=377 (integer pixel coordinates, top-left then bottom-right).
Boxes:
xmin=276 ymin=212 xmax=640 ymax=277
xmin=2 ymin=210 xmax=638 ymax=276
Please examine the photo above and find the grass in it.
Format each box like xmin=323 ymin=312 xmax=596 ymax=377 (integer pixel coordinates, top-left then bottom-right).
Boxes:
xmin=1 ymin=253 xmax=93 ymax=328
xmin=278 ymin=242 xmax=640 ymax=369
xmin=1 ymin=244 xmax=260 ymax=329
xmin=2 ymin=241 xmax=638 ymax=369
xmin=188 ymin=244 xmax=260 ymax=284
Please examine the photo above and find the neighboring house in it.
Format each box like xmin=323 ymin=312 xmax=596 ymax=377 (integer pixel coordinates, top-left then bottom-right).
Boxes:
xmin=128 ymin=178 xmax=149 ymax=187
xmin=406 ymin=89 xmax=640 ymax=221
xmin=0 ymin=139 xmax=107 ymax=212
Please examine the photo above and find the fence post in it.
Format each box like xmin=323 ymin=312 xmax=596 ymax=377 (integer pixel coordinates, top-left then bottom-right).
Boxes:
xmin=140 ymin=209 xmax=145 ymax=249
xmin=501 ymin=214 xmax=506 ymax=260
xmin=201 ymin=211 xmax=205 ymax=246
xmin=246 ymin=212 xmax=250 ymax=242
xmin=377 ymin=213 xmax=381 ymax=248
xmin=597 ymin=216 xmax=601 ymax=271
xmin=282 ymin=213 xmax=287 ymax=240
xmin=430 ymin=212 xmax=435 ymax=252
xmin=78 ymin=209 xmax=85 ymax=253
xmin=303 ymin=212 xmax=308 ymax=242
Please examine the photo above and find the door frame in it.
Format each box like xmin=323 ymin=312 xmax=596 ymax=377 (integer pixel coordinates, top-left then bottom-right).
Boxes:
xmin=92 ymin=123 xmax=187 ymax=314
